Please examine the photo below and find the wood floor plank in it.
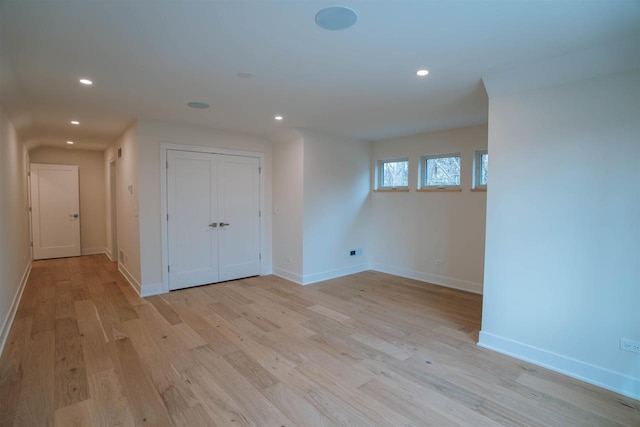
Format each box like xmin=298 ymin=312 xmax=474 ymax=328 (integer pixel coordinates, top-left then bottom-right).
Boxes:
xmin=170 ymin=301 xmax=239 ymax=356
xmin=223 ymin=350 xmax=279 ymax=391
xmin=1 ymin=255 xmax=638 ymax=427
xmin=0 ymin=313 xmax=32 ymax=427
xmin=55 ymin=281 xmax=76 ymax=320
xmin=181 ymin=363 xmax=255 ymax=426
xmin=103 ymin=281 xmax=139 ymax=322
xmin=296 ymin=361 xmax=416 ymax=427
xmin=113 ymin=336 xmax=173 ymax=427
xmin=147 ymin=295 xmax=183 ymax=325
xmin=13 ymin=331 xmax=56 ymax=427
xmin=74 ymin=299 xmax=114 ymax=375
xmin=263 ymin=382 xmax=334 ymax=427
xmin=87 ymin=368 xmax=135 ymax=427
xmin=53 ymin=398 xmax=93 ymax=427
xmin=307 ymin=303 xmax=352 ymax=322
xmin=120 ymin=318 xmax=199 ymax=416
xmin=31 ymin=290 xmax=55 ymax=338
xmin=54 ymin=317 xmax=89 ymax=409
xmin=170 ymin=404 xmax=219 ymax=427
xmin=189 ymin=345 xmax=296 ymax=427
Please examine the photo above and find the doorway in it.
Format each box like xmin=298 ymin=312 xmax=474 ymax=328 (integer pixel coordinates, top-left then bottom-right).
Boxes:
xmin=166 ymin=149 xmax=261 ymax=290
xmin=108 ymin=159 xmax=118 ymax=261
xmin=30 ymin=163 xmax=81 ymax=259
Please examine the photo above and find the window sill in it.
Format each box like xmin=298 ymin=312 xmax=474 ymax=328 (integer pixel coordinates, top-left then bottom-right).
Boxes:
xmin=417 ymin=188 xmax=462 ymax=192
xmin=470 ymin=188 xmax=487 ymax=192
xmin=374 ymin=188 xmax=410 ymax=192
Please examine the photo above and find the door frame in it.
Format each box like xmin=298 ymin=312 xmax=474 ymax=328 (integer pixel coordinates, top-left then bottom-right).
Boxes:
xmin=107 ymin=157 xmax=118 ymax=261
xmin=30 ymin=163 xmax=81 ymax=259
xmin=160 ymin=143 xmax=266 ymax=294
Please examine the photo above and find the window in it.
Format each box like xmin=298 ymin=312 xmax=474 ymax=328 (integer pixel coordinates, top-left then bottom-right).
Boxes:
xmin=377 ymin=159 xmax=409 ymax=190
xmin=474 ymin=150 xmax=488 ymax=189
xmin=422 ymin=153 xmax=461 ymax=189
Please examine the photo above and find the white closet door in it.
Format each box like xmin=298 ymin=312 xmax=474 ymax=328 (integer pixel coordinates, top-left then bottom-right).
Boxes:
xmin=167 ymin=150 xmax=219 ymax=290
xmin=31 ymin=163 xmax=81 ymax=260
xmin=218 ymin=155 xmax=261 ymax=282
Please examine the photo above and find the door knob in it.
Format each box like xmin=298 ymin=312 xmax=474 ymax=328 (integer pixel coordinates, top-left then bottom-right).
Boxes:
xmin=219 ymin=222 xmax=230 ymax=227
xmin=70 ymin=213 xmax=79 ymax=218
xmin=209 ymin=223 xmax=217 ymax=228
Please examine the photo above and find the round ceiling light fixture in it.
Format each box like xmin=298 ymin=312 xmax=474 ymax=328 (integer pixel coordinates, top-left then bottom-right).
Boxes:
xmin=315 ymin=6 xmax=358 ymax=31
xmin=187 ymin=102 xmax=210 ymax=109
xmin=70 ymin=120 xmax=80 ymax=125
xmin=79 ymin=78 xmax=93 ymax=85
xmin=416 ymin=69 xmax=429 ymax=77
xmin=274 ymin=115 xmax=283 ymax=121
xmin=66 ymin=141 xmax=74 ymax=145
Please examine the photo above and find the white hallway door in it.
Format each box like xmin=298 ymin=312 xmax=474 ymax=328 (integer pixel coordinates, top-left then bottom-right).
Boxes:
xmin=167 ymin=150 xmax=260 ymax=290
xmin=30 ymin=163 xmax=81 ymax=260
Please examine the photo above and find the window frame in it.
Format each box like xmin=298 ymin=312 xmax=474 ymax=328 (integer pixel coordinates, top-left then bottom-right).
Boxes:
xmin=473 ymin=150 xmax=488 ymax=191
xmin=420 ymin=152 xmax=462 ymax=190
xmin=375 ymin=158 xmax=410 ymax=191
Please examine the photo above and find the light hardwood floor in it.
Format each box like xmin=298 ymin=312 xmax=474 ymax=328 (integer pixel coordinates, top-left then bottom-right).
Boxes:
xmin=0 ymin=255 xmax=638 ymax=426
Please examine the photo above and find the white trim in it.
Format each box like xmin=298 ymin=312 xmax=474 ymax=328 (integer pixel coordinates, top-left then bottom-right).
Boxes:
xmin=376 ymin=157 xmax=409 ymax=190
xmin=0 ymin=262 xmax=31 ymax=355
xmin=118 ymin=262 xmax=141 ymax=296
xmin=302 ymin=263 xmax=370 ymax=285
xmin=140 ymin=283 xmax=164 ymax=297
xmin=81 ymin=247 xmax=105 ymax=256
xmin=478 ymin=331 xmax=640 ymax=401
xmin=272 ymin=267 xmax=303 ymax=285
xmin=105 ymin=247 xmax=114 ymax=261
xmin=371 ymin=262 xmax=483 ymax=294
xmin=473 ymin=149 xmax=488 ymax=190
xmin=160 ymin=142 xmax=267 ymax=294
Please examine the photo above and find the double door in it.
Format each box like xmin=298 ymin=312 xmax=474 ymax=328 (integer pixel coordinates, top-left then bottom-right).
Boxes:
xmin=167 ymin=150 xmax=260 ymax=290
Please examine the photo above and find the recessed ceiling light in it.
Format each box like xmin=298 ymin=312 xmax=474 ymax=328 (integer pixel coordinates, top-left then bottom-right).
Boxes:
xmin=315 ymin=6 xmax=358 ymax=31
xmin=187 ymin=102 xmax=210 ymax=109
xmin=70 ymin=120 xmax=80 ymax=125
xmin=416 ymin=69 xmax=429 ymax=77
xmin=79 ymin=78 xmax=93 ymax=85
xmin=66 ymin=141 xmax=74 ymax=145
xmin=274 ymin=115 xmax=283 ymax=121
xmin=237 ymin=72 xmax=253 ymax=79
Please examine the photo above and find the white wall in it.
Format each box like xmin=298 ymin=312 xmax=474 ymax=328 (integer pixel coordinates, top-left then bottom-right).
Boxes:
xmin=105 ymin=122 xmax=141 ymax=291
xmin=0 ymin=108 xmax=31 ymax=352
xmin=300 ymin=130 xmax=371 ymax=283
xmin=29 ymin=147 xmax=106 ymax=254
xmin=137 ymin=118 xmax=273 ymax=294
xmin=272 ymin=134 xmax=304 ymax=282
xmin=370 ymin=125 xmax=488 ymax=293
xmin=480 ymin=70 xmax=640 ymax=399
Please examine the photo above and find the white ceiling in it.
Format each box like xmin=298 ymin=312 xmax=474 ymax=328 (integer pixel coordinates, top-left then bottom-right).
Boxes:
xmin=1 ymin=1 xmax=638 ymax=150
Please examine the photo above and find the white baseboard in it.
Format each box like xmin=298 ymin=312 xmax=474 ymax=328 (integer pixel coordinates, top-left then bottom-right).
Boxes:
xmin=141 ymin=283 xmax=164 ymax=297
xmin=0 ymin=261 xmax=32 ymax=356
xmin=105 ymin=248 xmax=114 ymax=261
xmin=81 ymin=247 xmax=105 ymax=256
xmin=118 ymin=262 xmax=141 ymax=296
xmin=302 ymin=263 xmax=370 ymax=285
xmin=371 ymin=262 xmax=483 ymax=294
xmin=272 ymin=267 xmax=303 ymax=285
xmin=478 ymin=331 xmax=640 ymax=401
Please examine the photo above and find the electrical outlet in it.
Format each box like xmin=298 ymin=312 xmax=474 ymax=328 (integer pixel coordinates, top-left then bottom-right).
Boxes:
xmin=620 ymin=339 xmax=640 ymax=353
xmin=349 ymin=250 xmax=356 ymax=256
